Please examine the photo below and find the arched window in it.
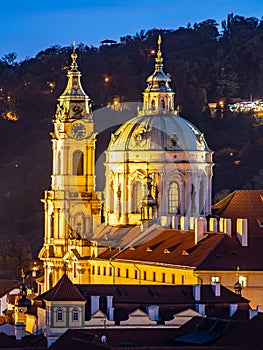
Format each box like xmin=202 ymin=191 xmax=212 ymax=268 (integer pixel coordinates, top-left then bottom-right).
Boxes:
xmin=132 ymin=181 xmax=144 ymax=213
xmin=56 ymin=308 xmax=64 ymax=322
xmin=72 ymin=308 xmax=79 ymax=322
xmin=199 ymin=180 xmax=205 ymax=215
xmin=151 ymin=100 xmax=155 ymax=109
xmin=72 ymin=150 xmax=84 ymax=175
xmin=160 ymin=99 xmax=165 ymax=109
xmin=168 ymin=182 xmax=179 ymax=214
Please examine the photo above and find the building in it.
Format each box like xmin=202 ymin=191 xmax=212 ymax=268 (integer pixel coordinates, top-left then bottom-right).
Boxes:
xmin=38 ymin=37 xmax=263 ymax=308
xmin=32 ymin=274 xmax=249 ymax=347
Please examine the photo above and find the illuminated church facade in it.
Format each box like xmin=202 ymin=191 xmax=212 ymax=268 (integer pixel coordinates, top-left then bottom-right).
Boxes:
xmin=38 ymin=38 xmax=263 ymax=309
xmin=39 ymin=37 xmax=214 ymax=291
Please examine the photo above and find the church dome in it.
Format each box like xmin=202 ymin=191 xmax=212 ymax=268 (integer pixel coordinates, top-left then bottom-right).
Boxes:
xmin=104 ymin=36 xmax=213 ymax=227
xmin=108 ymin=112 xmax=210 ymax=153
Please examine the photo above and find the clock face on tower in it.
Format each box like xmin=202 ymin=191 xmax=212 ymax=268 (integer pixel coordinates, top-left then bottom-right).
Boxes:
xmin=71 ymin=123 xmax=86 ymax=140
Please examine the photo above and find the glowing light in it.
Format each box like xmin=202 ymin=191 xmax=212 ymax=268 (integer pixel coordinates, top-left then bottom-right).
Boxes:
xmin=104 ymin=75 xmax=110 ymax=83
xmin=4 ymin=111 xmax=19 ymax=121
xmin=150 ymin=49 xmax=155 ymax=54
xmin=47 ymin=81 xmax=56 ymax=93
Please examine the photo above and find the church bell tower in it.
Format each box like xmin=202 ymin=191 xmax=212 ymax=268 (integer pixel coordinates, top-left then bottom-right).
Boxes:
xmin=39 ymin=46 xmax=101 ymax=291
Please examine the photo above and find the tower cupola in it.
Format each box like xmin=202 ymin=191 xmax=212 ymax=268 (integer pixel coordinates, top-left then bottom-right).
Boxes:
xmin=55 ymin=43 xmax=92 ymax=121
xmin=143 ymin=35 xmax=175 ymax=112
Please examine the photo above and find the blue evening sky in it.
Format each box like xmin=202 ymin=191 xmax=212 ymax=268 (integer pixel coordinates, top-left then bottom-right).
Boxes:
xmin=0 ymin=0 xmax=262 ymax=61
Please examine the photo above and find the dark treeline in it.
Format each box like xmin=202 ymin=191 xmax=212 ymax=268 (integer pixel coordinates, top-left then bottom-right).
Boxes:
xmin=0 ymin=14 xmax=263 ymax=276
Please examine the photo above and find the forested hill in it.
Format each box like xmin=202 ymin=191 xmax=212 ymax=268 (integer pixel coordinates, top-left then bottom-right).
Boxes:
xmin=0 ymin=14 xmax=263 ymax=276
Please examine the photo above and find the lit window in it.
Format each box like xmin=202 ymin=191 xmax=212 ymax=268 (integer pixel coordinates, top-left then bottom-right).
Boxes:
xmin=72 ymin=308 xmax=79 ymax=322
xmin=168 ymin=183 xmax=179 ymax=214
xmin=56 ymin=308 xmax=63 ymax=322
xmin=211 ymin=276 xmax=220 ymax=283
xmin=239 ymin=276 xmax=247 ymax=287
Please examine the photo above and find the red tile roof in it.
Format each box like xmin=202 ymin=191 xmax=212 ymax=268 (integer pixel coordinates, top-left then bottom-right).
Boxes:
xmin=98 ymin=229 xmax=224 ymax=268
xmin=76 ymin=284 xmax=249 ymax=307
xmin=197 ymin=235 xmax=263 ymax=270
xmin=41 ymin=274 xmax=86 ymax=302
xmin=213 ymin=190 xmax=263 ymax=237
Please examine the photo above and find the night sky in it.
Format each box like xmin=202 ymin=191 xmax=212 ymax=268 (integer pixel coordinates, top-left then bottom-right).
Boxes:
xmin=1 ymin=0 xmax=262 ymax=61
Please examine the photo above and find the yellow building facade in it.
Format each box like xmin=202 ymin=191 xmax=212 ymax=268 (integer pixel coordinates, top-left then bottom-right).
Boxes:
xmin=39 ymin=48 xmax=101 ymax=291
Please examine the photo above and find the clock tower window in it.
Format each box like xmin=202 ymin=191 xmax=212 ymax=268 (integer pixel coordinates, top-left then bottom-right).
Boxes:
xmin=73 ymin=150 xmax=84 ymax=175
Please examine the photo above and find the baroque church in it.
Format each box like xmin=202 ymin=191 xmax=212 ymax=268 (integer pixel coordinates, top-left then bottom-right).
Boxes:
xmin=38 ymin=38 xmax=263 ymax=308
xmin=38 ymin=36 xmax=213 ymax=290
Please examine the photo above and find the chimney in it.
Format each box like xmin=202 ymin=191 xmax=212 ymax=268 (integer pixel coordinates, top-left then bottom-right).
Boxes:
xmin=147 ymin=305 xmax=159 ymax=321
xmin=229 ymin=304 xmax=238 ymax=317
xmin=15 ymin=322 xmax=25 ymax=341
xmin=236 ymin=218 xmax=248 ymax=247
xmin=192 ymin=284 xmax=201 ymax=301
xmin=108 ymin=307 xmax=114 ymax=321
xmin=190 ymin=217 xmax=195 ymax=230
xmin=180 ymin=216 xmax=189 ymax=230
xmin=106 ymin=295 xmax=113 ymax=309
xmin=209 ymin=217 xmax=218 ymax=232
xmin=224 ymin=218 xmax=232 ymax=236
xmin=171 ymin=216 xmax=179 ymax=229
xmin=90 ymin=295 xmax=100 ymax=315
xmin=196 ymin=304 xmax=205 ymax=316
xmin=106 ymin=295 xmax=114 ymax=320
xmin=219 ymin=218 xmax=224 ymax=232
xmin=212 ymin=282 xmax=221 ymax=296
xmin=195 ymin=218 xmax=204 ymax=244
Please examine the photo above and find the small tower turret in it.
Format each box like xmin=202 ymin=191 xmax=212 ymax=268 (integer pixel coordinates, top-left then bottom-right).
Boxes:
xmin=143 ymin=35 xmax=175 ymax=112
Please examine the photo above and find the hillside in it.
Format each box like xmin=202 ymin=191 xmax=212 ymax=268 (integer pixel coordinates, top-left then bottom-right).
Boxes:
xmin=0 ymin=14 xmax=263 ymax=277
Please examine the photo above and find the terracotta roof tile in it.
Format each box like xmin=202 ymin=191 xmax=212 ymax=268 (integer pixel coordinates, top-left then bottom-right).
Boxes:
xmin=76 ymin=284 xmax=248 ymax=306
xmin=99 ymin=229 xmax=224 ymax=268
xmin=213 ymin=190 xmax=263 ymax=237
xmin=40 ymin=274 xmax=86 ymax=302
xmin=197 ymin=236 xmax=263 ymax=270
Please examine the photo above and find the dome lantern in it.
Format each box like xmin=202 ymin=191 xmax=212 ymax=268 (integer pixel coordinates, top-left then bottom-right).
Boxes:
xmin=143 ymin=35 xmax=175 ymax=112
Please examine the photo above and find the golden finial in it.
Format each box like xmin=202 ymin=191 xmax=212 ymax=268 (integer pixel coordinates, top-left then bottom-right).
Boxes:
xmin=156 ymin=35 xmax=163 ymax=64
xmin=71 ymin=40 xmax=78 ymax=69
xmin=158 ymin=35 xmax=162 ymax=50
